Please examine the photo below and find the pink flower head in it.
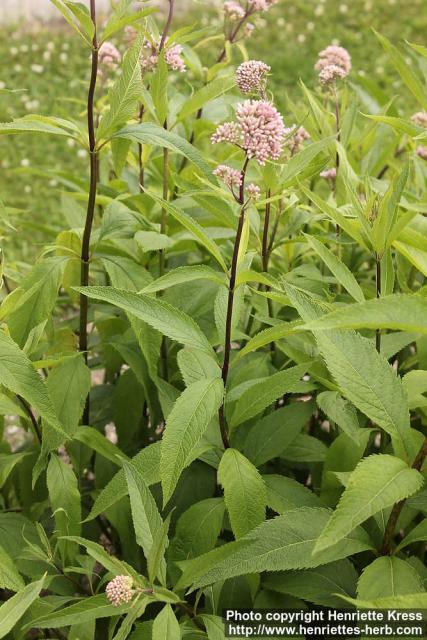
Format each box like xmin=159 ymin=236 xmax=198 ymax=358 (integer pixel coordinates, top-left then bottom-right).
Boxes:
xmin=236 ymin=100 xmax=285 ymax=164
xmin=124 ymin=26 xmax=138 ymax=45
xmin=248 ymin=0 xmax=278 ymax=12
xmin=224 ymin=1 xmax=246 ymax=20
xmin=284 ymin=125 xmax=310 ymax=155
xmin=211 ymin=121 xmax=241 ymax=145
xmin=315 ymin=45 xmax=352 ymax=76
xmin=236 ymin=60 xmax=270 ymax=95
xmin=412 ymin=112 xmax=427 ymax=127
xmin=416 ymin=145 xmax=427 ymax=160
xmin=244 ymin=23 xmax=255 ymax=38
xmin=247 ymin=183 xmax=261 ymax=199
xmin=105 ymin=575 xmax=133 ymax=607
xmin=320 ymin=167 xmax=337 ymax=181
xmin=319 ymin=64 xmax=347 ymax=85
xmin=99 ymin=41 xmax=121 ymax=69
xmin=213 ymin=164 xmax=243 ymax=189
xmin=165 ymin=43 xmax=186 ymax=72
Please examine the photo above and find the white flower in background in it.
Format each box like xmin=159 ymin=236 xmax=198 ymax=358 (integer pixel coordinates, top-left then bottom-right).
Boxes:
xmin=24 ymin=185 xmax=32 ymax=194
xmin=298 ymin=34 xmax=306 ymax=43
xmin=77 ymin=149 xmax=87 ymax=158
xmin=31 ymin=64 xmax=44 ymax=74
xmin=21 ymin=158 xmax=30 ymax=167
xmin=14 ymin=64 xmax=22 ymax=72
xmin=20 ymin=44 xmax=29 ymax=53
xmin=47 ymin=41 xmax=55 ymax=51
xmin=10 ymin=47 xmax=18 ymax=56
xmin=43 ymin=51 xmax=51 ymax=62
xmin=0 ymin=81 xmax=5 ymax=90
xmin=59 ymin=53 xmax=68 ymax=63
xmin=67 ymin=139 xmax=76 ymax=148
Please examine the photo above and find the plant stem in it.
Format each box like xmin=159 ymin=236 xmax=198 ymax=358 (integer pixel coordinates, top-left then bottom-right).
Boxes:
xmin=375 ymin=253 xmax=381 ymax=353
xmin=381 ymin=436 xmax=427 ymax=555
xmin=138 ymin=104 xmax=145 ymax=191
xmin=18 ymin=395 xmax=41 ymax=443
xmin=218 ymin=157 xmax=249 ymax=448
xmin=159 ymin=0 xmax=174 ymax=52
xmin=159 ymin=120 xmax=169 ymax=278
xmin=79 ymin=0 xmax=98 ymax=425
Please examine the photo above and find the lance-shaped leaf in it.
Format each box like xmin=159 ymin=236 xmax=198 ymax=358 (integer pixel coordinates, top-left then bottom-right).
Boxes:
xmin=286 ymin=285 xmax=416 ymax=460
xmin=177 ymin=507 xmax=373 ymax=591
xmin=152 ymin=605 xmax=181 ymax=640
xmin=179 ymin=75 xmax=236 ymax=120
xmin=144 ymin=192 xmax=228 ymax=271
xmin=302 ymin=294 xmax=427 ymax=334
xmin=0 ymin=332 xmax=65 ymax=437
xmin=0 ymin=115 xmax=78 ymax=138
xmin=304 ymin=234 xmax=365 ymax=303
xmin=218 ymin=449 xmax=266 ymax=539
xmin=338 ymin=593 xmax=427 ymax=609
xmin=0 ymin=576 xmax=45 ymax=639
xmin=0 ymin=545 xmax=24 ymax=592
xmin=77 ymin=286 xmax=214 ymax=356
xmin=98 ymin=34 xmax=144 ymax=139
xmin=357 ymin=557 xmax=424 ymax=599
xmin=161 ymin=377 xmax=224 ymax=505
xmin=113 ymin=123 xmax=212 ymax=179
xmin=314 ymin=455 xmax=423 ymax=553
xmin=124 ymin=462 xmax=167 ymax=585
xmin=28 ymin=594 xmax=133 ymax=629
xmin=47 ymin=455 xmax=81 ymax=563
xmin=141 ymin=265 xmax=225 ymax=295
xmin=230 ymin=363 xmax=309 ymax=427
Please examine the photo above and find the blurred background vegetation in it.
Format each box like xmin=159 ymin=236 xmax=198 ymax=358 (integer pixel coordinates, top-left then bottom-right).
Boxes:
xmin=0 ymin=0 xmax=426 ymax=258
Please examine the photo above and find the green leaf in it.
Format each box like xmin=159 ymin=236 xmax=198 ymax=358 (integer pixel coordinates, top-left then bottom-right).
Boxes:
xmin=47 ymin=455 xmax=81 ymax=561
xmin=244 ymin=401 xmax=314 ymax=466
xmin=338 ymin=592 xmax=427 ymax=609
xmin=135 ymin=230 xmax=174 ymax=252
xmin=0 ymin=576 xmax=45 ymax=639
xmin=147 ymin=512 xmax=172 ymax=589
xmin=0 ymin=332 xmax=65 ymax=437
xmin=29 ymin=594 xmax=132 ymax=628
xmin=98 ymin=34 xmax=143 ymax=139
xmin=0 ymin=115 xmax=78 ymax=137
xmin=304 ymin=235 xmax=365 ymax=302
xmin=124 ymin=462 xmax=166 ymax=585
xmin=1 ymin=256 xmax=66 ymax=347
xmin=177 ymin=507 xmax=373 ymax=591
xmin=357 ymin=557 xmax=423 ymax=599
xmin=281 ymin=138 xmax=333 ymax=187
xmin=152 ymin=605 xmax=181 ymax=640
xmin=230 ymin=363 xmax=309 ymax=427
xmin=264 ymin=559 xmax=357 ymax=608
xmin=287 ymin=286 xmax=415 ymax=460
xmin=151 ymin=52 xmax=168 ymax=125
xmin=113 ymin=597 xmax=150 ymax=640
xmin=77 ymin=286 xmax=214 ymax=356
xmin=170 ymin=498 xmax=225 ymax=561
xmin=303 ymin=294 xmax=427 ymax=334
xmin=61 ymin=536 xmax=138 ymax=580
xmin=316 ymin=391 xmax=360 ymax=442
xmin=375 ymin=31 xmax=427 ymax=110
xmin=0 ymin=545 xmax=25 ymax=592
xmin=395 ymin=518 xmax=427 ymax=551
xmin=102 ymin=5 xmax=155 ymax=42
xmin=0 ymin=452 xmax=30 ymax=489
xmin=235 ymin=321 xmax=300 ymax=361
xmin=144 ymin=192 xmax=227 ymax=271
xmin=218 ymin=448 xmax=266 ymax=539
xmin=46 ymin=355 xmax=90 ymax=443
xmin=85 ymin=442 xmax=161 ymax=521
xmin=264 ymin=475 xmax=322 ymax=513
xmin=72 ymin=426 xmax=128 ymax=465
xmin=314 ymin=455 xmax=423 ymax=553
xmin=372 ymin=164 xmax=409 ymax=252
xmin=178 ymin=76 xmax=235 ymax=120
xmin=113 ymin=123 xmax=212 ymax=179
xmin=161 ymin=377 xmax=224 ymax=505
xmin=141 ymin=266 xmax=225 ymax=294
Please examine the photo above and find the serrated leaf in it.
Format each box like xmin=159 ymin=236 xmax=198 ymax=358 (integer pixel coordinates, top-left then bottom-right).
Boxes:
xmin=170 ymin=498 xmax=225 ymax=562
xmin=47 ymin=455 xmax=81 ymax=562
xmin=314 ymin=455 xmax=423 ymax=553
xmin=29 ymin=594 xmax=132 ymax=628
xmin=177 ymin=507 xmax=373 ymax=591
xmin=85 ymin=442 xmax=161 ymax=521
xmin=98 ymin=34 xmax=143 ymax=139
xmin=317 ymin=391 xmax=360 ymax=442
xmin=0 ymin=545 xmax=25 ymax=592
xmin=0 ymin=115 xmax=78 ymax=137
xmin=357 ymin=557 xmax=423 ymax=599
xmin=124 ymin=462 xmax=166 ymax=584
xmin=142 ymin=266 xmax=225 ymax=295
xmin=304 ymin=234 xmax=365 ymax=302
xmin=0 ymin=332 xmax=65 ymax=437
xmin=61 ymin=536 xmax=138 ymax=580
xmin=113 ymin=123 xmax=212 ymax=179
xmin=179 ymin=76 xmax=235 ymax=120
xmin=218 ymin=449 xmax=266 ymax=539
xmin=145 ymin=192 xmax=227 ymax=271
xmin=338 ymin=592 xmax=427 ymax=609
xmin=152 ymin=605 xmax=181 ymax=640
xmin=264 ymin=475 xmax=322 ymax=513
xmin=77 ymin=286 xmax=214 ymax=356
xmin=395 ymin=518 xmax=427 ymax=552
xmin=287 ymin=286 xmax=415 ymax=460
xmin=177 ymin=347 xmax=222 ymax=386
xmin=151 ymin=52 xmax=168 ymax=125
xmin=161 ymin=377 xmax=224 ymax=505
xmin=230 ymin=363 xmax=309 ymax=427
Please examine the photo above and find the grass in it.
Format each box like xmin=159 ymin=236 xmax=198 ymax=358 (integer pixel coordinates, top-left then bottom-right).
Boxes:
xmin=0 ymin=0 xmax=426 ymax=257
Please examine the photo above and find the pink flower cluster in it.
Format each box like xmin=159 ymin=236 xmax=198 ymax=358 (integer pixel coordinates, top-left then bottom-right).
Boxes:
xmin=212 ymin=100 xmax=285 ymax=165
xmin=315 ymin=45 xmax=351 ymax=84
xmin=412 ymin=112 xmax=427 ymax=127
xmin=236 ymin=60 xmax=270 ymax=95
xmin=105 ymin=575 xmax=134 ymax=607
xmin=224 ymin=1 xmax=246 ymax=20
xmin=213 ymin=164 xmax=242 ymax=188
xmin=416 ymin=146 xmax=427 ymax=160
xmin=99 ymin=41 xmax=121 ymax=69
xmin=284 ymin=125 xmax=310 ymax=155
xmin=141 ymin=38 xmax=186 ymax=73
xmin=320 ymin=167 xmax=337 ymax=181
xmin=247 ymin=183 xmax=261 ymax=199
xmin=248 ymin=0 xmax=278 ymax=11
